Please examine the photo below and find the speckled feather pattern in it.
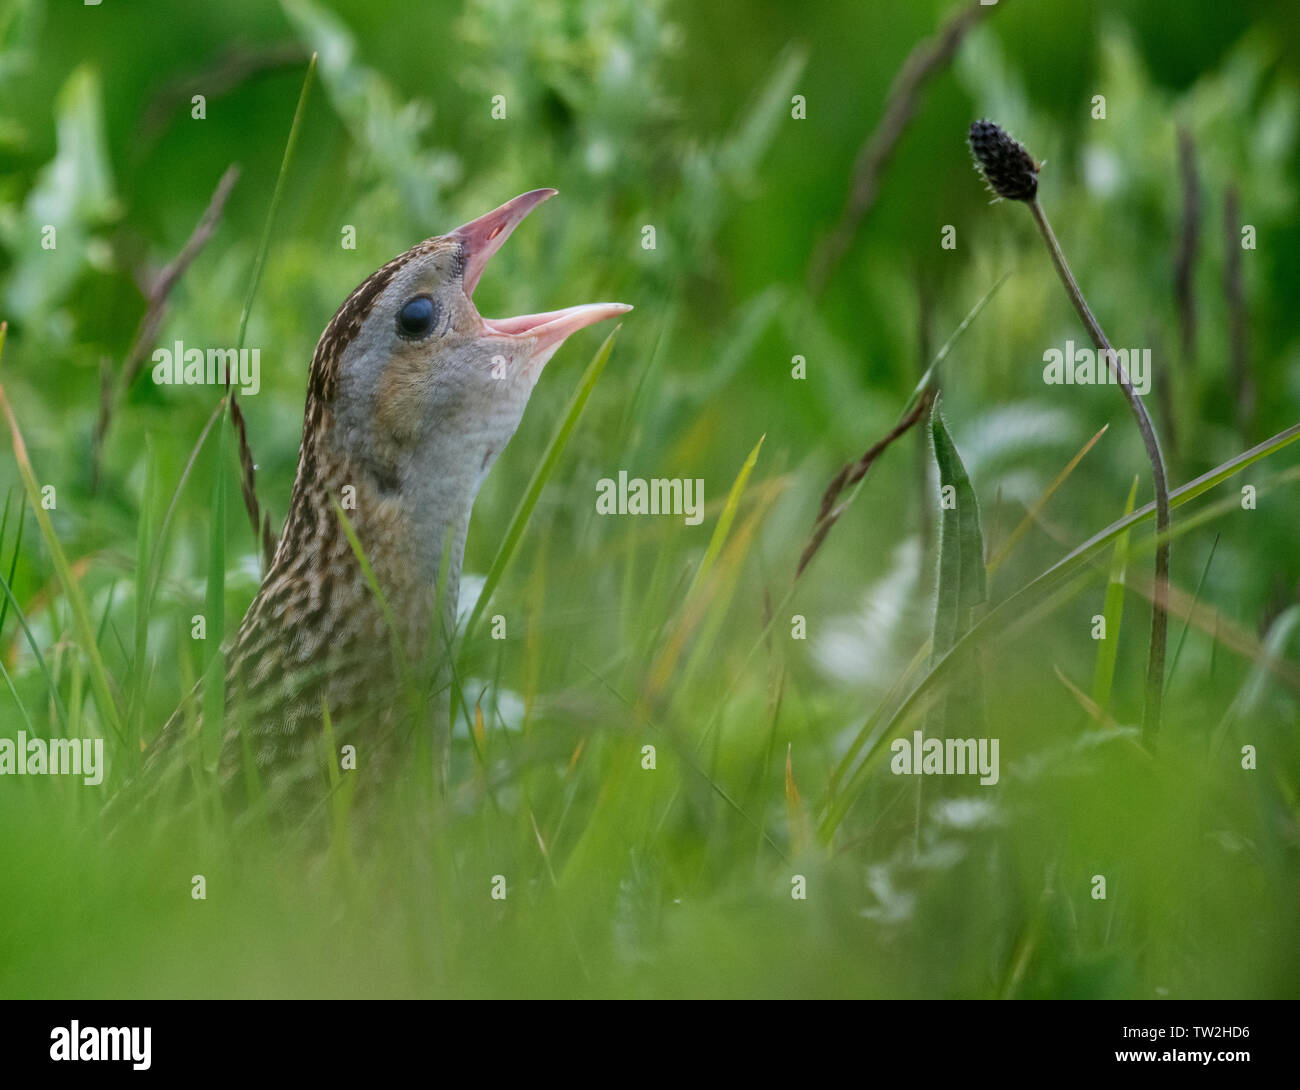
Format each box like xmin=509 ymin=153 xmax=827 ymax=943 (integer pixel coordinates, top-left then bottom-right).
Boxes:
xmin=142 ymin=239 xmax=460 ymax=802
xmin=123 ymin=194 xmax=625 ymax=819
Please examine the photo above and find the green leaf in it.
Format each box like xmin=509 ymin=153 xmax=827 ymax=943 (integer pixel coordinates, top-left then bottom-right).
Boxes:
xmin=928 ymin=399 xmax=986 ymax=732
xmin=930 ymin=401 xmax=986 ymax=657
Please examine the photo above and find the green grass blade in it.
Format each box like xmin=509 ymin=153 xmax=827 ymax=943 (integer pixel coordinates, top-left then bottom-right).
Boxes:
xmin=0 ymin=492 xmax=10 ymax=632
xmin=0 ymin=564 xmax=66 ymax=732
xmin=130 ymin=436 xmax=157 ymax=746
xmin=0 ymin=655 xmax=34 ymax=732
xmin=1090 ymin=474 xmax=1138 ymax=712
xmin=0 ymin=488 xmax=23 ymax=642
xmin=333 ymin=501 xmax=410 ymax=683
xmin=0 ymin=352 xmax=121 ymax=742
xmin=95 ymin=576 xmax=117 ymax=650
xmin=690 ymin=282 xmax=1009 ymax=758
xmin=201 ymin=421 xmax=228 ymax=767
xmin=1166 ymin=532 xmax=1220 ymax=694
xmin=720 ymin=43 xmax=807 ymax=180
xmin=465 ymin=325 xmax=622 ymax=643
xmin=903 ymin=272 xmax=1010 ymax=417
xmin=235 ymin=52 xmax=317 ymax=352
xmin=0 ymin=363 xmax=65 ymax=733
xmin=1034 ymin=420 xmax=1300 ymax=591
xmin=684 ymin=433 xmax=764 ymax=601
xmin=205 ymin=52 xmax=317 ymax=766
xmin=987 ymin=423 xmax=1108 ymax=575
xmin=145 ymin=398 xmax=225 ymax=626
xmin=1211 ymin=605 xmax=1300 ymax=756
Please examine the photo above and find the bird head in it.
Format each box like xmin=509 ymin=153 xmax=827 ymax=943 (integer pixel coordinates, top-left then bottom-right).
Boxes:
xmin=313 ymin=189 xmax=629 ymax=514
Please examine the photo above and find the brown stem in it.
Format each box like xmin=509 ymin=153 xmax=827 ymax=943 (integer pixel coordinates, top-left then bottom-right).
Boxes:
xmin=1224 ymin=187 xmax=1255 ymax=439
xmin=808 ymin=1 xmax=999 ymax=294
xmin=796 ymin=389 xmax=934 ymax=578
xmin=1027 ymin=197 xmax=1171 ymax=742
xmin=1173 ymin=128 xmax=1199 ymax=366
xmin=93 ymin=164 xmax=240 ymax=492
xmin=1163 ymin=127 xmax=1200 ymax=467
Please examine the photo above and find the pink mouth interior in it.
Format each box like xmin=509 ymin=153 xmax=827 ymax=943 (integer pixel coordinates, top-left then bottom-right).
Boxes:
xmin=480 ymin=303 xmax=633 ymax=354
xmin=480 ymin=310 xmax=573 ymax=336
xmin=452 ymin=190 xmax=630 ymax=357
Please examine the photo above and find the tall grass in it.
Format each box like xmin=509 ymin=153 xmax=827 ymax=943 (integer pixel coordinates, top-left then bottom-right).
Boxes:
xmin=0 ymin=2 xmax=1298 ymax=1000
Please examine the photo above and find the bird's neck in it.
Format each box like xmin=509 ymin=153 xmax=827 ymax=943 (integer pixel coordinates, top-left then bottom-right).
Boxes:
xmin=241 ymin=399 xmax=474 ymax=704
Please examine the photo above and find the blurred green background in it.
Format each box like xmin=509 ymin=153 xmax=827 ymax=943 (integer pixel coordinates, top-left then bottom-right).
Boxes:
xmin=1 ymin=0 xmax=1298 ymax=997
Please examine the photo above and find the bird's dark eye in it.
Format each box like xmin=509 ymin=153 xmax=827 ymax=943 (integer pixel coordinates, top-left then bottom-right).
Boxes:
xmin=397 ymin=295 xmax=438 ymax=339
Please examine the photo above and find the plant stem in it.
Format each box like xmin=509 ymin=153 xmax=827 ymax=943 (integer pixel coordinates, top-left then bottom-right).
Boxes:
xmin=1027 ymin=197 xmax=1171 ymax=743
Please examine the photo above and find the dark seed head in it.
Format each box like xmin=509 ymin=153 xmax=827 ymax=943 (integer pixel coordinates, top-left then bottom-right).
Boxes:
xmin=968 ymin=119 xmax=1038 ymax=202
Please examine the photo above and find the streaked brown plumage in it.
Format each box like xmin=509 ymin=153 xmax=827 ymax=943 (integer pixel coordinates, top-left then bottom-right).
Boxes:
xmin=135 ymin=190 xmax=629 ymax=816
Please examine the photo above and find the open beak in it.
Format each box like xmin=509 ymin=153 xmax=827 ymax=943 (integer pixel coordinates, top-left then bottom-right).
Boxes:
xmin=449 ymin=189 xmax=632 ymax=366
